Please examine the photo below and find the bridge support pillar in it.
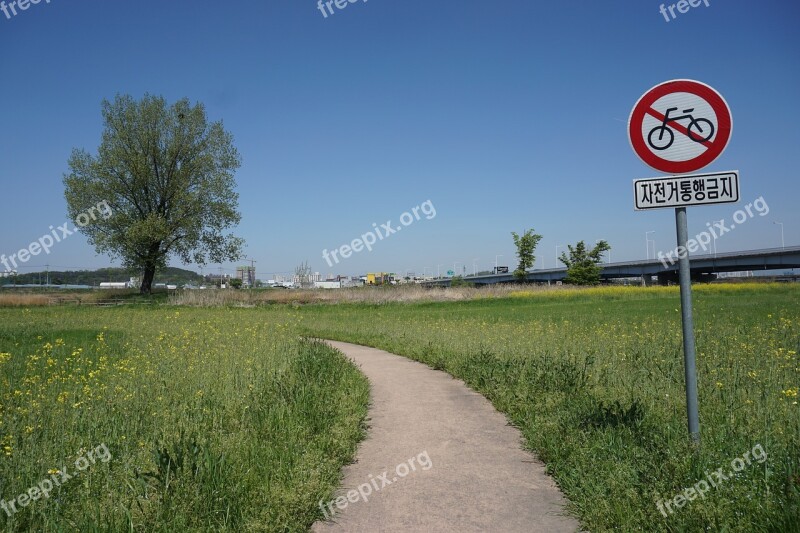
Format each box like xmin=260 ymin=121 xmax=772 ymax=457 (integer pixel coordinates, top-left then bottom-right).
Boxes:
xmin=658 ymin=271 xmax=679 ymax=285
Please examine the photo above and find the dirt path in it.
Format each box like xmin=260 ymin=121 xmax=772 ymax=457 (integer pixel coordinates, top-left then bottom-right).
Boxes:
xmin=312 ymin=340 xmax=580 ymax=533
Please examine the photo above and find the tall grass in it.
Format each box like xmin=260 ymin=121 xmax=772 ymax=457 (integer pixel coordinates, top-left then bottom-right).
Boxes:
xmin=0 ymin=294 xmax=52 ymax=307
xmin=0 ymin=307 xmax=369 ymax=531
xmin=0 ymin=289 xmax=155 ymax=308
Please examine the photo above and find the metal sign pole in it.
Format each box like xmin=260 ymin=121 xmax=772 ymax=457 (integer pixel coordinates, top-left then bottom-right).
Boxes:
xmin=675 ymin=207 xmax=700 ymax=443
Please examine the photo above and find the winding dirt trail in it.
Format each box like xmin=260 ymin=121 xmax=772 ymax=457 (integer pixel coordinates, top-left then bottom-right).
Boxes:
xmin=312 ymin=340 xmax=580 ymax=533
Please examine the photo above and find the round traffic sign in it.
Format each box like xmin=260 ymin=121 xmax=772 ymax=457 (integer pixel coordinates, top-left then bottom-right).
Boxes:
xmin=628 ymin=79 xmax=732 ymax=174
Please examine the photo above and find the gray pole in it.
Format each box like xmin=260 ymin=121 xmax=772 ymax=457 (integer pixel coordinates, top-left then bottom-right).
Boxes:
xmin=675 ymin=207 xmax=700 ymax=443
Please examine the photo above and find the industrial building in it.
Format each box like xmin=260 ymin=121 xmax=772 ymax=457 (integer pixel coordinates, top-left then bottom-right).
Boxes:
xmin=236 ymin=266 xmax=256 ymax=287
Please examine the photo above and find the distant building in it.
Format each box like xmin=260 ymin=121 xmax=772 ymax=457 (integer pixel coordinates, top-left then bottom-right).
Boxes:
xmin=314 ymin=280 xmax=342 ymax=289
xmin=99 ymin=282 xmax=129 ymax=289
xmin=236 ymin=266 xmax=256 ymax=287
xmin=207 ymin=273 xmax=231 ymax=288
xmin=99 ymin=277 xmax=138 ymax=289
xmin=366 ymin=272 xmax=392 ymax=285
xmin=291 ymin=271 xmax=321 ymax=286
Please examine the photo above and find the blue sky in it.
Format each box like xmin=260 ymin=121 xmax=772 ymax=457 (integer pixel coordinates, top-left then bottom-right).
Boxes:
xmin=1 ymin=0 xmax=798 ymax=279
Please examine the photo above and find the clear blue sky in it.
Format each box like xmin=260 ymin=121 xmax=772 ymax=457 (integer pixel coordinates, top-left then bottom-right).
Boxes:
xmin=1 ymin=0 xmax=798 ymax=279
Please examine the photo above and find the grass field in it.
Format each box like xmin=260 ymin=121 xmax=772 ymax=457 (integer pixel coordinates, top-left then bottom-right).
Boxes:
xmin=1 ymin=283 xmax=798 ymax=531
xmin=0 ymin=307 xmax=369 ymax=532
xmin=299 ymin=284 xmax=800 ymax=532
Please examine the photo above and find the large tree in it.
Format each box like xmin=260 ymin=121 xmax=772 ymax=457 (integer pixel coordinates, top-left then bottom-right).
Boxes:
xmin=64 ymin=94 xmax=244 ymax=293
xmin=511 ymin=229 xmax=543 ymax=282
xmin=558 ymin=240 xmax=611 ymax=285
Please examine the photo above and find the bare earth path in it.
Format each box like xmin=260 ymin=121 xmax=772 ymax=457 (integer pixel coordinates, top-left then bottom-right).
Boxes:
xmin=312 ymin=340 xmax=581 ymax=533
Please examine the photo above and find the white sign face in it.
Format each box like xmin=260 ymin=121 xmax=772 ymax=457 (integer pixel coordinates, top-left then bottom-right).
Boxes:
xmin=639 ymin=91 xmax=717 ymax=162
xmin=633 ymin=171 xmax=739 ymax=210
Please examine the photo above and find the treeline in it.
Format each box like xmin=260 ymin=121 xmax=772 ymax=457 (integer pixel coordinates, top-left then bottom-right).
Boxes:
xmin=5 ymin=267 xmax=203 ymax=287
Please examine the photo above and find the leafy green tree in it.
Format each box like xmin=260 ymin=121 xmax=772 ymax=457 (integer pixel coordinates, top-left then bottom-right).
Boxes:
xmin=450 ymin=275 xmax=474 ymax=288
xmin=511 ymin=229 xmax=543 ymax=282
xmin=64 ymin=94 xmax=244 ymax=294
xmin=229 ymin=278 xmax=243 ymax=289
xmin=559 ymin=240 xmax=611 ymax=285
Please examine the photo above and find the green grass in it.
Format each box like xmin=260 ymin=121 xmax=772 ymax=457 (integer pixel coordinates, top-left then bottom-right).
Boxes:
xmin=0 ymin=307 xmax=369 ymax=532
xmin=297 ymin=284 xmax=800 ymax=532
xmin=2 ymin=284 xmax=798 ymax=531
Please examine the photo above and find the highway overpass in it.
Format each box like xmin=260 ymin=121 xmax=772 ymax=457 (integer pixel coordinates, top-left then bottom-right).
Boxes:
xmin=424 ymin=246 xmax=800 ymax=286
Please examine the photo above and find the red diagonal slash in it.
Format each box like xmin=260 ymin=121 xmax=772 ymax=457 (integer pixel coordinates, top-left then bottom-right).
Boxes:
xmin=646 ymin=107 xmax=715 ymax=150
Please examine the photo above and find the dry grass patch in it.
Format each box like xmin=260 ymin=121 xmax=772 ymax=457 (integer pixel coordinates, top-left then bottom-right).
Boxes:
xmin=169 ymin=284 xmax=575 ymax=306
xmin=0 ymin=293 xmax=52 ymax=307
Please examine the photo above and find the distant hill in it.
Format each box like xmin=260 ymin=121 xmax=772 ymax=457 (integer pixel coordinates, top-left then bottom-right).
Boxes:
xmin=5 ymin=267 xmax=204 ymax=287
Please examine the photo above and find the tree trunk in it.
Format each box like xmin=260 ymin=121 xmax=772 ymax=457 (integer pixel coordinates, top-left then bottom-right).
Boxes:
xmin=140 ymin=264 xmax=156 ymax=294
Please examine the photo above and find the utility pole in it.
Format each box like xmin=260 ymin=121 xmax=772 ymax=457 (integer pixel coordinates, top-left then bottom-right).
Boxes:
xmin=247 ymin=258 xmax=257 ymax=288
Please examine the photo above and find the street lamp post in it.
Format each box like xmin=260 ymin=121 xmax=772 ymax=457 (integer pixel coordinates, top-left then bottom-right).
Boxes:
xmin=774 ymin=221 xmax=785 ymax=250
xmin=437 ymin=264 xmax=442 ymax=279
xmin=472 ymin=259 xmax=479 ymax=276
xmin=495 ymin=255 xmax=503 ymax=274
xmin=556 ymin=245 xmax=564 ymax=267
xmin=713 ymin=220 xmax=724 ymax=257
xmin=645 ymin=231 xmax=655 ymax=260
xmin=454 ymin=262 xmax=461 ymax=277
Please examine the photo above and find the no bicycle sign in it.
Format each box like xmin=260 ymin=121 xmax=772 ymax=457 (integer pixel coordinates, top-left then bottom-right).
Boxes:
xmin=628 ymin=79 xmax=737 ymax=445
xmin=628 ymin=79 xmax=732 ymax=174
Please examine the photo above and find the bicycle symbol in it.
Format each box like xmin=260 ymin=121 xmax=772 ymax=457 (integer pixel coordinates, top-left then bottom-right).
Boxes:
xmin=647 ymin=107 xmax=715 ymax=151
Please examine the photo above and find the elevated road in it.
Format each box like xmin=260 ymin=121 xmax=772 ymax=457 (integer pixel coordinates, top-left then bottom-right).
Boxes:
xmin=424 ymin=246 xmax=800 ymax=286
